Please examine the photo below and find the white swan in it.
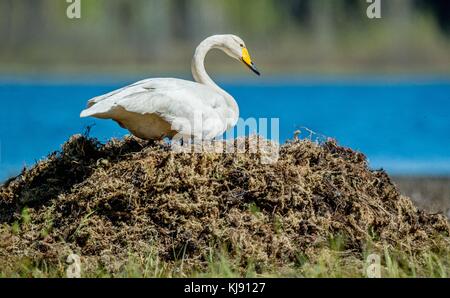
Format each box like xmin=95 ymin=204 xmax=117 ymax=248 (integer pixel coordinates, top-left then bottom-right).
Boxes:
xmin=80 ymin=34 xmax=260 ymax=140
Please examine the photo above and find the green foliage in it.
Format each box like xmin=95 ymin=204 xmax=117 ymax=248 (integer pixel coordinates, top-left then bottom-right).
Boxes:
xmin=1 ymin=240 xmax=450 ymax=278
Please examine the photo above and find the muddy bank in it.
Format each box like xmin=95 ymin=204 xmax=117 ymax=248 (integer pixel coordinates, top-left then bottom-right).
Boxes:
xmin=0 ymin=135 xmax=449 ymax=273
xmin=393 ymin=177 xmax=450 ymax=217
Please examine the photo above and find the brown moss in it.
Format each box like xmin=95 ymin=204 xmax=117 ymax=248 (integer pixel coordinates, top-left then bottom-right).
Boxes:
xmin=0 ymin=134 xmax=449 ymax=273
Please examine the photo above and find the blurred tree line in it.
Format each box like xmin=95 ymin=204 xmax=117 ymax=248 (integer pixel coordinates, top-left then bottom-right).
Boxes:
xmin=0 ymin=0 xmax=449 ymax=74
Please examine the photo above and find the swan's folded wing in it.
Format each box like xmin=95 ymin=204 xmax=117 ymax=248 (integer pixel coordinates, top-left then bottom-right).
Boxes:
xmin=117 ymin=84 xmax=228 ymax=139
xmin=86 ymin=79 xmax=151 ymax=107
xmin=81 ymin=78 xmax=229 ymax=139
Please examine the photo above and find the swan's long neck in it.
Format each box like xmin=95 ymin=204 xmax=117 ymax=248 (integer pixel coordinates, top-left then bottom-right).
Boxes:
xmin=191 ymin=36 xmax=239 ymax=124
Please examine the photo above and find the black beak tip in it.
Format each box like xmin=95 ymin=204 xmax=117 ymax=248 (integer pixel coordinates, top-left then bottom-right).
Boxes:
xmin=250 ymin=62 xmax=261 ymax=76
xmin=242 ymin=58 xmax=261 ymax=76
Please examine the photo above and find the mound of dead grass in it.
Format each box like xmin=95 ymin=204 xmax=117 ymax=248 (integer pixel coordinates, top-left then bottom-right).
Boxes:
xmin=0 ymin=134 xmax=449 ymax=275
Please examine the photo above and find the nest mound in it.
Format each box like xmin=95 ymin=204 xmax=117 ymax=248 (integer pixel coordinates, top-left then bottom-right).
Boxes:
xmin=0 ymin=135 xmax=449 ymax=273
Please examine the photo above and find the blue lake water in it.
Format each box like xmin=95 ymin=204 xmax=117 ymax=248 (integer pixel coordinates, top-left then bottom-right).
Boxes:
xmin=1 ymin=78 xmax=450 ymax=181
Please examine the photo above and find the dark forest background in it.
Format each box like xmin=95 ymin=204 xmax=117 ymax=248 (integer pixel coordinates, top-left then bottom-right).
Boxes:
xmin=1 ymin=0 xmax=449 ymax=75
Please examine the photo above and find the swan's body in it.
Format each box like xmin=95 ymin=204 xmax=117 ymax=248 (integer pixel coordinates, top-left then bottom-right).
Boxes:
xmin=80 ymin=34 xmax=260 ymax=140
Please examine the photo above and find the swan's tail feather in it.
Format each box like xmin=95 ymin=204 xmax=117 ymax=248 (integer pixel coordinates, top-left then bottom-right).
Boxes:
xmin=80 ymin=101 xmax=114 ymax=118
xmin=80 ymin=108 xmax=96 ymax=118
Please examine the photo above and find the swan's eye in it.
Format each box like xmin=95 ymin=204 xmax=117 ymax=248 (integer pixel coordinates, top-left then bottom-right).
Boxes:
xmin=240 ymin=44 xmax=244 ymax=48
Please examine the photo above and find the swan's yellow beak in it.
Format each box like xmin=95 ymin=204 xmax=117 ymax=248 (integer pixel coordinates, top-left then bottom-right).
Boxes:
xmin=242 ymin=48 xmax=260 ymax=76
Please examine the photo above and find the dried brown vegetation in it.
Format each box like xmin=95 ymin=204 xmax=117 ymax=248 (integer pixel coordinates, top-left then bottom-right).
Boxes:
xmin=0 ymin=135 xmax=449 ymax=275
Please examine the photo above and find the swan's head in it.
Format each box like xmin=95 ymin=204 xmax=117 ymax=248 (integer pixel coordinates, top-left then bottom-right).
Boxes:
xmin=219 ymin=35 xmax=260 ymax=76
